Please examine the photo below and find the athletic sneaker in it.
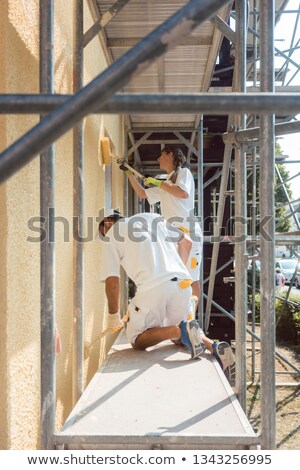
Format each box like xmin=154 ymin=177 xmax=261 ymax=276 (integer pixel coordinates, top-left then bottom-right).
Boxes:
xmin=212 ymin=341 xmax=236 ymax=385
xmin=179 ymin=320 xmax=205 ymax=359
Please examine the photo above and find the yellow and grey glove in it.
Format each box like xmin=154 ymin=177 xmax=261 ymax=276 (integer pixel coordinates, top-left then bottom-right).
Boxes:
xmin=144 ymin=177 xmax=162 ymax=187
xmin=119 ymin=162 xmax=133 ymax=176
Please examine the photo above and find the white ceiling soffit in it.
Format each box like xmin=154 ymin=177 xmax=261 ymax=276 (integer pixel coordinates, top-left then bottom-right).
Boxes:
xmin=94 ymin=0 xmax=233 ymax=129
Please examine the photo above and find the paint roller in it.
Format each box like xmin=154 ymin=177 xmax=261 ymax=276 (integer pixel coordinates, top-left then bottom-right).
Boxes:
xmin=84 ymin=325 xmax=123 ymax=359
xmin=84 ymin=310 xmax=130 ymax=359
xmin=100 ymin=137 xmax=144 ymax=180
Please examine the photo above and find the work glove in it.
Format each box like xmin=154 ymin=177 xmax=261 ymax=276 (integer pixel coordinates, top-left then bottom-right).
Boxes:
xmin=84 ymin=311 xmax=127 ymax=359
xmin=144 ymin=177 xmax=162 ymax=187
xmin=105 ymin=312 xmax=124 ymax=333
xmin=118 ymin=161 xmax=133 ymax=176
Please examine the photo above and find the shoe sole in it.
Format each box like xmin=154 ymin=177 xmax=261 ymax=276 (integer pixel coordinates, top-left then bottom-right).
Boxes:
xmin=215 ymin=342 xmax=235 ymax=385
xmin=186 ymin=321 xmax=205 ymax=359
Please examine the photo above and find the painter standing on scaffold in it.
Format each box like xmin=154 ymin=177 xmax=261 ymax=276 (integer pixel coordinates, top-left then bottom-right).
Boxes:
xmin=120 ymin=146 xmax=202 ymax=303
xmin=97 ymin=209 xmax=235 ymax=383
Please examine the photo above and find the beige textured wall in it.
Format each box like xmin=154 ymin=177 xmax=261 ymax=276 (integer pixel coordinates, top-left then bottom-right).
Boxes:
xmin=0 ymin=0 xmax=124 ymax=449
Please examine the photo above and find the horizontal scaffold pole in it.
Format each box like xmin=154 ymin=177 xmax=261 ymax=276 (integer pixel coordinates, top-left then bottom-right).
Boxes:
xmin=0 ymin=0 xmax=231 ymax=184
xmin=223 ymin=120 xmax=300 ymax=143
xmin=203 ymin=234 xmax=300 ymax=245
xmin=1 ymin=93 xmax=300 ymax=115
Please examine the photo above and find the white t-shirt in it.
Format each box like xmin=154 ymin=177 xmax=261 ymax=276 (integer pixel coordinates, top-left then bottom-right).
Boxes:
xmin=98 ymin=212 xmax=190 ymax=293
xmin=145 ymin=167 xmax=201 ymax=235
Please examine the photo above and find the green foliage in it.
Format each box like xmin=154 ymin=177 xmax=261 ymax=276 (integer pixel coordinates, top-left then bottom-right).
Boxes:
xmin=251 ymin=292 xmax=300 ymax=344
xmin=247 ymin=140 xmax=293 ymax=234
xmin=249 ymin=293 xmax=262 ymax=323
xmin=276 ymin=292 xmax=300 ymax=343
xmin=275 ymin=163 xmax=292 ymax=233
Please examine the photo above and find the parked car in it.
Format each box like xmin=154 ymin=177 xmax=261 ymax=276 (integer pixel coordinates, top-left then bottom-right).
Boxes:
xmin=275 ymin=258 xmax=300 ymax=285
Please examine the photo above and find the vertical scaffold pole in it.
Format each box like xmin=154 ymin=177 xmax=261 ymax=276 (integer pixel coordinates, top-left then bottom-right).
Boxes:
xmin=73 ymin=0 xmax=84 ymax=403
xmin=121 ymin=125 xmax=129 ymax=315
xmin=251 ymin=0 xmax=259 ymax=383
xmin=251 ymin=146 xmax=258 ymax=381
xmin=234 ymin=0 xmax=248 ymax=411
xmin=40 ymin=0 xmax=56 ymax=450
xmin=198 ymin=117 xmax=204 ymax=328
xmin=259 ymin=0 xmax=276 ymax=450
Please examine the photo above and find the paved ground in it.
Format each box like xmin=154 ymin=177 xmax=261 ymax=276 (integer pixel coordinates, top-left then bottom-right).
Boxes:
xmin=242 ymin=328 xmax=300 ymax=450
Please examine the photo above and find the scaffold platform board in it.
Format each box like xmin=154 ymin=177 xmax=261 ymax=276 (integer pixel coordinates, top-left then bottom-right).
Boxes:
xmin=55 ymin=331 xmax=259 ymax=450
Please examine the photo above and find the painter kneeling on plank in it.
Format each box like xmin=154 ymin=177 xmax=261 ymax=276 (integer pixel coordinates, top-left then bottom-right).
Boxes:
xmin=97 ymin=209 xmax=235 ymax=384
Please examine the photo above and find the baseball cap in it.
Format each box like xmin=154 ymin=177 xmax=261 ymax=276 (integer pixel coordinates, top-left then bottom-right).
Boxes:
xmin=96 ymin=208 xmax=123 ymax=239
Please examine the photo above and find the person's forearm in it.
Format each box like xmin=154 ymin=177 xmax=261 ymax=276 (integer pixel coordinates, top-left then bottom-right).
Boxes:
xmin=160 ymin=181 xmax=188 ymax=199
xmin=128 ymin=175 xmax=147 ymax=199
xmin=105 ymin=277 xmax=120 ymax=313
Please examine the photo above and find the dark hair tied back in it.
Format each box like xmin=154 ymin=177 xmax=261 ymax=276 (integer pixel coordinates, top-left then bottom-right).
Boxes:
xmin=162 ymin=146 xmax=186 ymax=183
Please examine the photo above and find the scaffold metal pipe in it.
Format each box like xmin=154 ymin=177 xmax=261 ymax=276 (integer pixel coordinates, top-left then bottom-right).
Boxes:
xmin=1 ymin=93 xmax=300 ymax=115
xmin=40 ymin=0 xmax=56 ymax=451
xmin=197 ymin=118 xmax=204 ymax=328
xmin=234 ymin=0 xmax=248 ymax=412
xmin=275 ymin=165 xmax=300 ymax=230
xmin=251 ymin=149 xmax=258 ymax=382
xmin=83 ymin=0 xmax=131 ymax=47
xmin=243 ymin=18 xmax=300 ymax=70
xmin=202 ymin=234 xmax=300 ymax=244
xmin=0 ymin=0 xmax=231 ymax=184
xmin=204 ymin=58 xmax=242 ymax=334
xmin=259 ymin=0 xmax=276 ymax=450
xmin=223 ymin=119 xmax=300 ymax=143
xmin=250 ymin=0 xmax=258 ymax=384
xmin=72 ymin=0 xmax=84 ymax=405
xmin=204 ymin=140 xmax=233 ymax=333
